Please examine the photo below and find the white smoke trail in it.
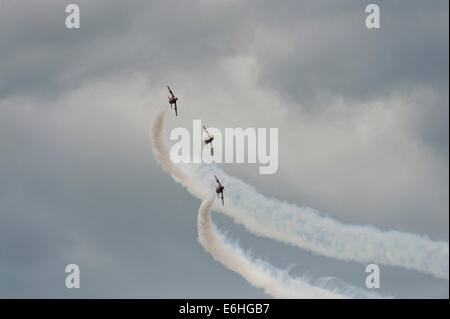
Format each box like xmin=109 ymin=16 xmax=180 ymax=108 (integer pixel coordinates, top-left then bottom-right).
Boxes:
xmin=153 ymin=110 xmax=384 ymax=298
xmin=198 ymin=194 xmax=385 ymax=298
xmin=151 ymin=109 xmax=449 ymax=279
xmin=151 ymin=110 xmax=209 ymax=197
xmin=188 ymin=164 xmax=449 ymax=280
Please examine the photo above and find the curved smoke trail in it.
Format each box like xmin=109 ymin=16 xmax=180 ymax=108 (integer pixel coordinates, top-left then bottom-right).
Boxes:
xmin=151 ymin=109 xmax=449 ymax=279
xmin=198 ymin=194 xmax=342 ymax=298
xmin=198 ymin=194 xmax=385 ymax=298
xmin=153 ymin=110 xmax=386 ymax=298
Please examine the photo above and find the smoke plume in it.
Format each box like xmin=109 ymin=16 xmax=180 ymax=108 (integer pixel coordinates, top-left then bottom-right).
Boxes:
xmin=151 ymin=109 xmax=449 ymax=280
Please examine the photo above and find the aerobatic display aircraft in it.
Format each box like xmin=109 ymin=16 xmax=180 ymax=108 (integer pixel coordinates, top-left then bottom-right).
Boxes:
xmin=215 ymin=175 xmax=224 ymax=205
xmin=167 ymin=85 xmax=178 ymax=116
xmin=202 ymin=124 xmax=214 ymax=156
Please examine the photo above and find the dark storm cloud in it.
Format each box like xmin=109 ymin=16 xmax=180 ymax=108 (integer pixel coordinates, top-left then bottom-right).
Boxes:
xmin=240 ymin=0 xmax=449 ymax=105
xmin=1 ymin=0 xmax=447 ymax=150
xmin=1 ymin=1 xmax=447 ymax=103
xmin=0 ymin=0 xmax=448 ymax=298
xmin=0 ymin=0 xmax=251 ymax=99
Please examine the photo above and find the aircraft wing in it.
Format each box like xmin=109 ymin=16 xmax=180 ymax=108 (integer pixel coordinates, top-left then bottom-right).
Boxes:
xmin=203 ymin=125 xmax=211 ymax=137
xmin=167 ymin=86 xmax=175 ymax=98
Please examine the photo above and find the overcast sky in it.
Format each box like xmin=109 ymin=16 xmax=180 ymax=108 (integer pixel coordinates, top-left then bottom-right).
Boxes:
xmin=0 ymin=0 xmax=448 ymax=298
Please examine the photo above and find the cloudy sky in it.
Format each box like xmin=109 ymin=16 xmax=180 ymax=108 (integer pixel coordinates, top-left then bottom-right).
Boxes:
xmin=0 ymin=0 xmax=448 ymax=298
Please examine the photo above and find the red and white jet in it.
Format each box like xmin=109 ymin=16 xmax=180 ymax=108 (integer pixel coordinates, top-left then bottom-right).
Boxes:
xmin=215 ymin=175 xmax=225 ymax=205
xmin=167 ymin=85 xmax=178 ymax=116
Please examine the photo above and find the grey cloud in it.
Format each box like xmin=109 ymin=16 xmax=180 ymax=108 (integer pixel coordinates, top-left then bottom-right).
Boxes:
xmin=0 ymin=0 xmax=448 ymax=298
